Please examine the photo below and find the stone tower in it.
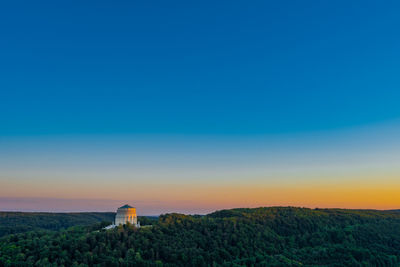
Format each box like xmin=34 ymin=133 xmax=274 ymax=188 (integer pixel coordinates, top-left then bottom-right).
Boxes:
xmin=115 ymin=204 xmax=138 ymax=226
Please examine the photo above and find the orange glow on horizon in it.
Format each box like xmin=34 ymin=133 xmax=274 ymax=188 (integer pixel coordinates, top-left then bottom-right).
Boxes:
xmin=2 ymin=177 xmax=400 ymax=212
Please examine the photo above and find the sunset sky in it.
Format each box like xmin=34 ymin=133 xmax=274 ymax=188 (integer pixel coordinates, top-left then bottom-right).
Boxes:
xmin=1 ymin=1 xmax=400 ymax=214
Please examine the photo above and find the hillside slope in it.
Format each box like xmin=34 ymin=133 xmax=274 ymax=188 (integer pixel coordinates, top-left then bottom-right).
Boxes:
xmin=0 ymin=212 xmax=115 ymax=237
xmin=1 ymin=207 xmax=400 ymax=266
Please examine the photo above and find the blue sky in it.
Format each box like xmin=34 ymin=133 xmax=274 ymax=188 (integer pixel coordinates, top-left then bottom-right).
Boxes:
xmin=1 ymin=1 xmax=400 ymax=213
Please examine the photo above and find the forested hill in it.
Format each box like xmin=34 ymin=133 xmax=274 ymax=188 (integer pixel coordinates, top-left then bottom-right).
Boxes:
xmin=0 ymin=212 xmax=115 ymax=237
xmin=1 ymin=207 xmax=400 ymax=266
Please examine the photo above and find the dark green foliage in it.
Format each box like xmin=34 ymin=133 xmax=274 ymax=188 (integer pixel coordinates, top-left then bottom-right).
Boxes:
xmin=0 ymin=212 xmax=157 ymax=238
xmin=138 ymin=216 xmax=158 ymax=226
xmin=1 ymin=207 xmax=400 ymax=266
xmin=0 ymin=212 xmax=115 ymax=237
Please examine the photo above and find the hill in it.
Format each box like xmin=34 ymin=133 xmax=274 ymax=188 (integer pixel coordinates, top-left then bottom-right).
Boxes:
xmin=0 ymin=212 xmax=115 ymax=237
xmin=0 ymin=212 xmax=158 ymax=238
xmin=1 ymin=207 xmax=400 ymax=266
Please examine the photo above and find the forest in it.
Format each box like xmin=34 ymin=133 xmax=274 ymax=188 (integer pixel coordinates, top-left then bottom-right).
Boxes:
xmin=0 ymin=212 xmax=115 ymax=238
xmin=1 ymin=207 xmax=400 ymax=266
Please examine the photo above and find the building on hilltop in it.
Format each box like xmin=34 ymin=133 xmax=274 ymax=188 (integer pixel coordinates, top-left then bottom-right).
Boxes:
xmin=104 ymin=204 xmax=140 ymax=229
xmin=115 ymin=204 xmax=139 ymax=226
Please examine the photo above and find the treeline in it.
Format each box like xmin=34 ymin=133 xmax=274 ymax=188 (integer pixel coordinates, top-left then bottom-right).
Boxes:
xmin=0 ymin=212 xmax=115 ymax=238
xmin=0 ymin=212 xmax=157 ymax=238
xmin=1 ymin=207 xmax=400 ymax=266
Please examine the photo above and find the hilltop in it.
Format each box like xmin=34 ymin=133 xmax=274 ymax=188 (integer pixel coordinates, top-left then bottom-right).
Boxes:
xmin=1 ymin=207 xmax=400 ymax=266
xmin=0 ymin=212 xmax=156 ymax=238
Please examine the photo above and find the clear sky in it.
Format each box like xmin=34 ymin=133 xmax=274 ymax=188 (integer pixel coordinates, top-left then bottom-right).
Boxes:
xmin=1 ymin=1 xmax=400 ymax=214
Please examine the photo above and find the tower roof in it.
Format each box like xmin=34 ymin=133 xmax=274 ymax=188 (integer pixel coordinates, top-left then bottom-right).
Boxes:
xmin=119 ymin=204 xmax=134 ymax=209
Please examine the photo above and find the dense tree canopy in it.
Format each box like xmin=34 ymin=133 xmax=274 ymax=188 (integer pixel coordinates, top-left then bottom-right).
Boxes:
xmin=0 ymin=212 xmax=114 ymax=238
xmin=1 ymin=207 xmax=400 ymax=266
xmin=0 ymin=212 xmax=156 ymax=238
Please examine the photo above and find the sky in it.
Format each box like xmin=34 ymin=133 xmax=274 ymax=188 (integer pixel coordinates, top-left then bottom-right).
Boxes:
xmin=1 ymin=1 xmax=400 ymax=214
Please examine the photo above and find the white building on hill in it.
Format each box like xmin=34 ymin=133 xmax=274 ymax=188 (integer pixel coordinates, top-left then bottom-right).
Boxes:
xmin=104 ymin=204 xmax=140 ymax=229
xmin=115 ymin=204 xmax=139 ymax=226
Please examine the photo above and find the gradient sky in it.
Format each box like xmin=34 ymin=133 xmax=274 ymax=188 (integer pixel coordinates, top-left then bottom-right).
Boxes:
xmin=1 ymin=1 xmax=400 ymax=214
